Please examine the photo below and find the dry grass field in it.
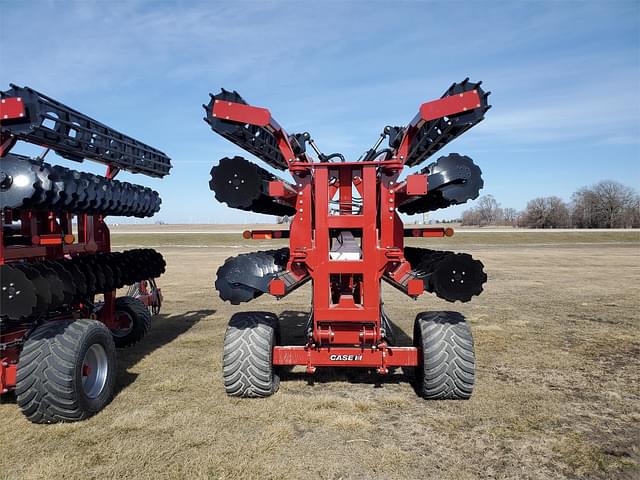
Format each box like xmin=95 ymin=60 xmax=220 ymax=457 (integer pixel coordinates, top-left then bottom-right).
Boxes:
xmin=1 ymin=229 xmax=639 ymax=480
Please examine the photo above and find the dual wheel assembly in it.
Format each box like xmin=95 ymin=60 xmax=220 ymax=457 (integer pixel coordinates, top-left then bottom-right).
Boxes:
xmin=222 ymin=310 xmax=475 ymax=400
xmin=13 ymin=297 xmax=151 ymax=423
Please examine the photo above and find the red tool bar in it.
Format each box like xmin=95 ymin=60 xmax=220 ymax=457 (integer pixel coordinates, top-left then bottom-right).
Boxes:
xmin=272 ymin=346 xmax=419 ymax=367
xmin=243 ymin=229 xmax=290 ymax=239
xmin=404 ymin=227 xmax=454 ymax=238
xmin=243 ymin=227 xmax=452 ymax=240
xmin=33 ymin=234 xmax=63 ymax=245
xmin=0 ymin=97 xmax=26 ymax=121
xmin=411 ymin=90 xmax=481 ymax=127
xmin=2 ymin=242 xmax=103 ymax=261
xmin=211 ymin=100 xmax=272 ymax=126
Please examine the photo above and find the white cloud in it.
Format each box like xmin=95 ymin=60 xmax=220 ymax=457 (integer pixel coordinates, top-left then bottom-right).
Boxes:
xmin=2 ymin=1 xmax=638 ymax=223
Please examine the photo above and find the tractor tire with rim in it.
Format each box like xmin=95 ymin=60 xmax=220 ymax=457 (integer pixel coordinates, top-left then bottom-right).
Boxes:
xmin=15 ymin=319 xmax=116 ymax=423
xmin=111 ymin=296 xmax=152 ymax=348
xmin=223 ymin=311 xmax=280 ymax=397
xmin=414 ymin=311 xmax=475 ymax=399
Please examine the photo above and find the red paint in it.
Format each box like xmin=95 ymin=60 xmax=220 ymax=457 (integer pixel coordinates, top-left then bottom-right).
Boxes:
xmin=0 ymin=362 xmax=17 ymax=393
xmin=407 ymin=279 xmax=425 ymax=296
xmin=405 ymin=174 xmax=428 ymax=195
xmin=244 ymin=229 xmax=290 ymax=239
xmin=273 ymin=346 xmax=418 ymax=368
xmin=269 ymin=279 xmax=286 ymax=296
xmin=418 ymin=89 xmax=481 ymax=122
xmin=212 ymin=100 xmax=271 ymax=126
xmin=404 ymin=227 xmax=455 ymax=238
xmin=0 ymin=97 xmax=26 ymax=121
xmin=211 ymin=100 xmax=300 ymax=165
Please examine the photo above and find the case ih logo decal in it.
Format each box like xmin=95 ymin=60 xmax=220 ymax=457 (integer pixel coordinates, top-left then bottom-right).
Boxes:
xmin=329 ymin=354 xmax=363 ymax=361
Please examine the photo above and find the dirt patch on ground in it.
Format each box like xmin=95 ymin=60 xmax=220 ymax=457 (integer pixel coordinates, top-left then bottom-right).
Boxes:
xmin=1 ymin=234 xmax=638 ymax=479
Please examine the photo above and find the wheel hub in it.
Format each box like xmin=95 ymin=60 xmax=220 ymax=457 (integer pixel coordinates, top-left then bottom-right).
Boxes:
xmin=81 ymin=343 xmax=109 ymax=399
xmin=112 ymin=311 xmax=134 ymax=337
xmin=451 ymin=269 xmax=465 ymax=283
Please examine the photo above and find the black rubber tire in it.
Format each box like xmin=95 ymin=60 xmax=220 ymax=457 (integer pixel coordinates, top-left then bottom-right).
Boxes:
xmin=223 ymin=311 xmax=280 ymax=398
xmin=111 ymin=296 xmax=152 ymax=348
xmin=414 ymin=311 xmax=475 ymax=400
xmin=15 ymin=319 xmax=117 ymax=423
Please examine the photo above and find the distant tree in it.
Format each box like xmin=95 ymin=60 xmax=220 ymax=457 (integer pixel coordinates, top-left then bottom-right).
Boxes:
xmin=571 ymin=187 xmax=599 ymax=228
xmin=461 ymin=208 xmax=480 ymax=226
xmin=277 ymin=216 xmax=291 ymax=224
xmin=571 ymin=181 xmax=639 ymax=228
xmin=476 ymin=195 xmax=503 ymax=225
xmin=622 ymin=196 xmax=640 ymax=228
xmin=461 ymin=195 xmax=506 ymax=226
xmin=458 ymin=181 xmax=639 ymax=229
xmin=521 ymin=196 xmax=570 ymax=228
xmin=501 ymin=208 xmax=518 ymax=227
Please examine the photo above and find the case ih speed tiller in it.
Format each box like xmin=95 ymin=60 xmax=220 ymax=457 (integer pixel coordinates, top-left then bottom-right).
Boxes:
xmin=205 ymin=79 xmax=490 ymax=399
xmin=0 ymin=85 xmax=171 ymax=423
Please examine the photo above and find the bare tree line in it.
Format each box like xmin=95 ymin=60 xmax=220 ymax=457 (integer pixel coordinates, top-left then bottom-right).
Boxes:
xmin=461 ymin=180 xmax=640 ymax=228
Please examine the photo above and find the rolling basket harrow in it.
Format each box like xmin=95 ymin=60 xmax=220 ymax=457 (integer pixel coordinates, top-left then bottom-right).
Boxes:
xmin=0 ymin=85 xmax=171 ymax=422
xmin=206 ymin=79 xmax=491 ymax=398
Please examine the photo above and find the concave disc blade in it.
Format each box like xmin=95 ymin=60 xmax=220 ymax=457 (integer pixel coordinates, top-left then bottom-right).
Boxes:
xmin=0 ymin=154 xmax=39 ymax=209
xmin=0 ymin=265 xmax=37 ymax=320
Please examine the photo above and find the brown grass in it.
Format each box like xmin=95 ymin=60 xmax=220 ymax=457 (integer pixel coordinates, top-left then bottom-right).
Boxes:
xmin=1 ymin=231 xmax=638 ymax=480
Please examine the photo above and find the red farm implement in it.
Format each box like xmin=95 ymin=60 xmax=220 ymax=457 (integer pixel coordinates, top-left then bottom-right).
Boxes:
xmin=205 ymin=79 xmax=491 ymax=398
xmin=0 ymin=85 xmax=171 ymax=422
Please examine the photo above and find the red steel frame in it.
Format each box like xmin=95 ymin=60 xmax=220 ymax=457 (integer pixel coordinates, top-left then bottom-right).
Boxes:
xmin=210 ymin=91 xmax=477 ymax=374
xmin=0 ymin=145 xmax=156 ymax=395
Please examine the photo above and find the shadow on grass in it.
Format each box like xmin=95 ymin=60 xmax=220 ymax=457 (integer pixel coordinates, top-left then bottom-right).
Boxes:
xmin=0 ymin=309 xmax=215 ymax=406
xmin=0 ymin=392 xmax=16 ymax=405
xmin=115 ymin=309 xmax=215 ymax=393
xmin=277 ymin=310 xmax=417 ymax=387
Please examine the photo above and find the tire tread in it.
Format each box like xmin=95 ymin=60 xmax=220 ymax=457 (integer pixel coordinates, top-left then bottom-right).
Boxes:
xmin=414 ymin=311 xmax=475 ymax=400
xmin=222 ymin=312 xmax=279 ymax=398
xmin=112 ymin=296 xmax=151 ymax=348
xmin=15 ymin=319 xmax=116 ymax=423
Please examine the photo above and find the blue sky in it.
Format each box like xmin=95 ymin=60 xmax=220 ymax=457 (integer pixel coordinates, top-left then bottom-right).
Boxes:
xmin=1 ymin=0 xmax=638 ymax=223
